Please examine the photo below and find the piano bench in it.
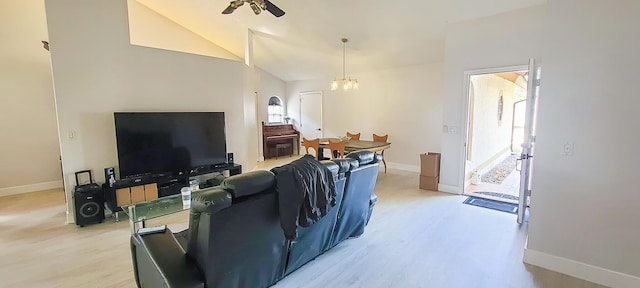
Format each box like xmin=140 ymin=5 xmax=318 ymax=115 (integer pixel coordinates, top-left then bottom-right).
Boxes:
xmin=275 ymin=143 xmax=293 ymax=159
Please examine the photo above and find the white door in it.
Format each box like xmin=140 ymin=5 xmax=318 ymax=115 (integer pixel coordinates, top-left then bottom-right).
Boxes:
xmin=517 ymin=59 xmax=541 ymax=224
xmin=300 ymin=91 xmax=323 ymax=140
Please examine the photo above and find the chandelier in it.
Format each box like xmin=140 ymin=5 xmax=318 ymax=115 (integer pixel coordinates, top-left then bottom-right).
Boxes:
xmin=331 ymin=38 xmax=359 ymax=91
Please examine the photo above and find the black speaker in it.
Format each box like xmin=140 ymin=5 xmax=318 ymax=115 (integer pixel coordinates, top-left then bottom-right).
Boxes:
xmin=73 ymin=170 xmax=105 ymax=227
xmin=227 ymin=152 xmax=234 ymax=164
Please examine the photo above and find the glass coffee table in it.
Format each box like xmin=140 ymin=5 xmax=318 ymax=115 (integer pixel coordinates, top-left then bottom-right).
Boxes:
xmin=121 ymin=187 xmax=216 ymax=234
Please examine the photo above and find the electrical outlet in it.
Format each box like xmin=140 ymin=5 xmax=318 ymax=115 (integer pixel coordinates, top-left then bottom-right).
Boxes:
xmin=561 ymin=142 xmax=574 ymax=156
xmin=442 ymin=125 xmax=449 ymax=133
xmin=449 ymin=126 xmax=458 ymax=134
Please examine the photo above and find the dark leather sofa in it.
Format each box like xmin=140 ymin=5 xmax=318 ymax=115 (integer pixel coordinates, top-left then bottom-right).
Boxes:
xmin=130 ymin=151 xmax=382 ymax=288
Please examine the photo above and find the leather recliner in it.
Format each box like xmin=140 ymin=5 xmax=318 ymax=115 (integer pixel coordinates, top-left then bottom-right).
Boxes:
xmin=283 ymin=160 xmax=347 ymax=275
xmin=330 ymin=151 xmax=382 ymax=247
xmin=131 ymin=169 xmax=288 ymax=288
xmin=186 ymin=170 xmax=287 ymax=288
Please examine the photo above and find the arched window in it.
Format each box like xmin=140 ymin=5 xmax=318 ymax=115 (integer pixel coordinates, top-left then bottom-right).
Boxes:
xmin=268 ymin=96 xmax=284 ymax=123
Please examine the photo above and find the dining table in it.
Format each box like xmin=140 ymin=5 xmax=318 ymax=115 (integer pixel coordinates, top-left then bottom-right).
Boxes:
xmin=311 ymin=138 xmax=391 ymax=160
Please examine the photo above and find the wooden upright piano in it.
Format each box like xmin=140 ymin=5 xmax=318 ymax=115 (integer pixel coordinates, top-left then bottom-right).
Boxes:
xmin=262 ymin=122 xmax=300 ymax=159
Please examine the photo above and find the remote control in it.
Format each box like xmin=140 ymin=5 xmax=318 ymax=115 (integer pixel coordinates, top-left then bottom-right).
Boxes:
xmin=137 ymin=225 xmax=166 ymax=235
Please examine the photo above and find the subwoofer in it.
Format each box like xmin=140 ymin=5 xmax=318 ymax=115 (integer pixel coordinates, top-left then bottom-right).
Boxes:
xmin=73 ymin=170 xmax=105 ymax=227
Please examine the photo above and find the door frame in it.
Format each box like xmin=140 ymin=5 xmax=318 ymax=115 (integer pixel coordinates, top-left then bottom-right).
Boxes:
xmin=299 ymin=91 xmax=324 ymax=140
xmin=458 ymin=64 xmax=529 ymax=195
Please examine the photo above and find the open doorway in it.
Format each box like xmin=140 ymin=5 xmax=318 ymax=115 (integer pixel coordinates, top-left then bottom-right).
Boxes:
xmin=463 ymin=68 xmax=528 ymax=204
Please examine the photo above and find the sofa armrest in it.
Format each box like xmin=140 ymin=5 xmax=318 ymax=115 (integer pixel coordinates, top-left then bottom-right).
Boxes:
xmin=191 ymin=188 xmax=232 ymax=214
xmin=131 ymin=228 xmax=204 ymax=288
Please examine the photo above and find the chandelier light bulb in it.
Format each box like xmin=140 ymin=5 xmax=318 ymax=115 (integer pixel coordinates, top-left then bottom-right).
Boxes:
xmin=331 ymin=79 xmax=338 ymax=91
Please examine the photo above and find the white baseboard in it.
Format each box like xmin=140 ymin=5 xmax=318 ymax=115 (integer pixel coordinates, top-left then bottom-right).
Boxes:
xmin=0 ymin=180 xmax=63 ymax=197
xmin=524 ymin=248 xmax=640 ymax=288
xmin=386 ymin=162 xmax=458 ymax=194
xmin=437 ymin=184 xmax=459 ymax=194
xmin=387 ymin=162 xmax=419 ymax=173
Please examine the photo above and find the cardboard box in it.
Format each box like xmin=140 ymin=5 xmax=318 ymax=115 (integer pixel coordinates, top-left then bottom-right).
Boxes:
xmin=420 ymin=152 xmax=441 ymax=177
xmin=144 ymin=184 xmax=158 ymax=201
xmin=419 ymin=175 xmax=439 ymax=191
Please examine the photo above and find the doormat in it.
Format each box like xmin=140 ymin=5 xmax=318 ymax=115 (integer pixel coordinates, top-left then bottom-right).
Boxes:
xmin=474 ymin=191 xmax=519 ymax=201
xmin=463 ymin=196 xmax=518 ymax=214
xmin=481 ymin=154 xmax=518 ymax=184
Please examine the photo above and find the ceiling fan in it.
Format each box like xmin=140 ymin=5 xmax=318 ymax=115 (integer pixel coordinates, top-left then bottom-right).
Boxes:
xmin=222 ymin=0 xmax=285 ymax=17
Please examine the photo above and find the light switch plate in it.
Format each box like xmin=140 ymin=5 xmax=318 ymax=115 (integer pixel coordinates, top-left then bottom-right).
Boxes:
xmin=562 ymin=142 xmax=574 ymax=156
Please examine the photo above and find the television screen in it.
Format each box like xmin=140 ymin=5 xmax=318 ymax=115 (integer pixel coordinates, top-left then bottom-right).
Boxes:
xmin=114 ymin=112 xmax=227 ymax=178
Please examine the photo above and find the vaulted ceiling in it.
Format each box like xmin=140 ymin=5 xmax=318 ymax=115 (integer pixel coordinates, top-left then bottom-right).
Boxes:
xmin=137 ymin=0 xmax=546 ymax=81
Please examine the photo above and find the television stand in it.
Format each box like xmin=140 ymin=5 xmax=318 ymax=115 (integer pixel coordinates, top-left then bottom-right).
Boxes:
xmin=104 ymin=164 xmax=242 ymax=220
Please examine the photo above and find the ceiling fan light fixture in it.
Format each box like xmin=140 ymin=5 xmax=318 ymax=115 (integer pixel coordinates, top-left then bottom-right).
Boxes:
xmin=250 ymin=2 xmax=261 ymax=14
xmin=331 ymin=38 xmax=358 ymax=91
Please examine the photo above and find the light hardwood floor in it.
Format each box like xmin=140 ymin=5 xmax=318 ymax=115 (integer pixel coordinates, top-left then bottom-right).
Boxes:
xmin=0 ymin=164 xmax=605 ymax=288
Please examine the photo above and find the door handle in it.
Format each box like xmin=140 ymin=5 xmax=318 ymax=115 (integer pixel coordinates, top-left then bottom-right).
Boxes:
xmin=516 ymin=153 xmax=533 ymax=171
xmin=316 ymin=128 xmax=322 ymax=131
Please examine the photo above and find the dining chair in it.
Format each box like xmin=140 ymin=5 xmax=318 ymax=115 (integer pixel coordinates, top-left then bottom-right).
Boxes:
xmin=328 ymin=139 xmax=346 ymax=159
xmin=373 ymin=133 xmax=388 ymax=173
xmin=346 ymin=132 xmax=361 ymax=140
xmin=302 ymin=137 xmax=321 ymax=159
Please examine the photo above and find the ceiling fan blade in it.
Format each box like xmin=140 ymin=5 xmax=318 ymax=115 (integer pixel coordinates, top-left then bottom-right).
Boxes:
xmin=264 ymin=0 xmax=285 ymax=17
xmin=222 ymin=0 xmax=244 ymax=15
xmin=222 ymin=5 xmax=235 ymax=14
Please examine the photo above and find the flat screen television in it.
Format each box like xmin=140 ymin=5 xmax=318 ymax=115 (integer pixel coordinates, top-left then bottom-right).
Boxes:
xmin=114 ymin=112 xmax=227 ymax=178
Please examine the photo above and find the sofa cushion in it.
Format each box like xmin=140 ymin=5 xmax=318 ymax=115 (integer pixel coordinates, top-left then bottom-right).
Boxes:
xmin=320 ymin=160 xmax=340 ymax=177
xmin=347 ymin=158 xmax=360 ymax=170
xmin=373 ymin=153 xmax=383 ymax=164
xmin=221 ymin=170 xmax=275 ymax=198
xmin=331 ymin=159 xmax=353 ymax=173
xmin=346 ymin=151 xmax=375 ymax=165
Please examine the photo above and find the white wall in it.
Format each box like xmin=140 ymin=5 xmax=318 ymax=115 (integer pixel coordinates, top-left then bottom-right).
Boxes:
xmin=525 ymin=0 xmax=640 ymax=286
xmin=257 ymin=67 xmax=287 ymax=125
xmin=286 ymin=62 xmax=443 ymax=170
xmin=0 ymin=0 xmax=61 ymax=194
xmin=129 ymin=1 xmax=285 ymax=164
xmin=466 ymin=74 xmax=518 ymax=174
xmin=242 ymin=65 xmax=259 ymax=170
xmin=441 ymin=5 xmax=546 ymax=191
xmin=126 ymin=0 xmax=239 ymax=61
xmin=45 ymin=0 xmax=256 ymax=222
xmin=255 ymin=67 xmax=286 ymax=160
